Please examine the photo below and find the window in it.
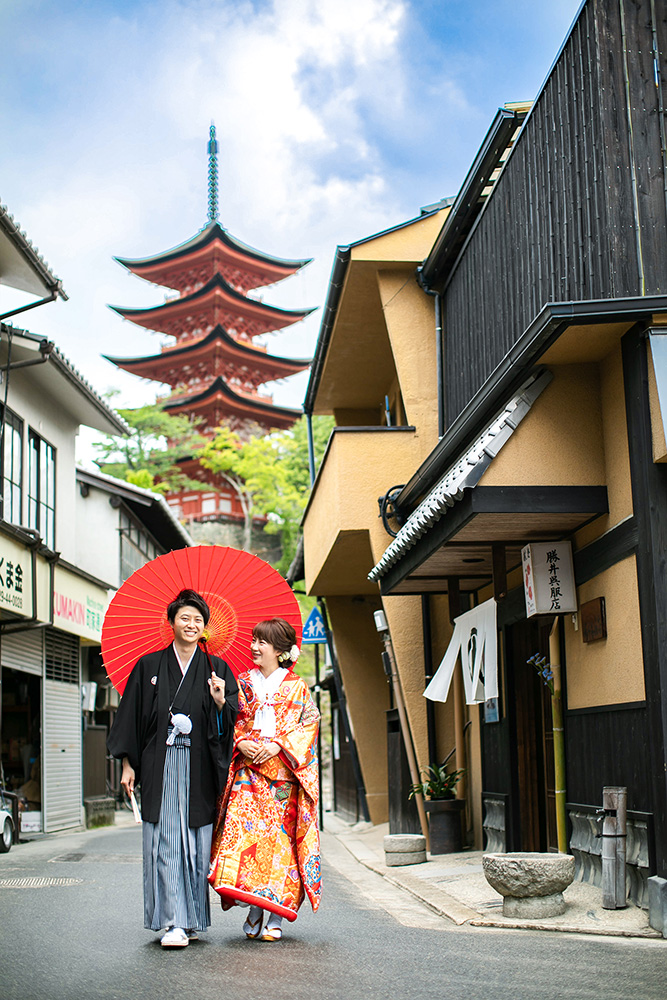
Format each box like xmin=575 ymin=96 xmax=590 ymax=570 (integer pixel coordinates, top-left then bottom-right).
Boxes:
xmin=1 ymin=407 xmax=23 ymax=525
xmin=27 ymin=430 xmax=55 ymax=549
xmin=119 ymin=509 xmax=160 ymax=583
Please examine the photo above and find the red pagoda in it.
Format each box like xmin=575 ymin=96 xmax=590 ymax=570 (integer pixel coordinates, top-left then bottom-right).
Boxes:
xmin=106 ymin=126 xmax=312 ymax=526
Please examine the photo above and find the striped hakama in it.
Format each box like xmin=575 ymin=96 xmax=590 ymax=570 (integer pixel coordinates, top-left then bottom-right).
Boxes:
xmin=142 ymin=732 xmax=212 ymax=932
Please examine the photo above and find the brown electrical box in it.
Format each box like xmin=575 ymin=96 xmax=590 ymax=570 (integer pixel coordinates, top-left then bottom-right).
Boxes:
xmin=581 ymin=597 xmax=607 ymax=643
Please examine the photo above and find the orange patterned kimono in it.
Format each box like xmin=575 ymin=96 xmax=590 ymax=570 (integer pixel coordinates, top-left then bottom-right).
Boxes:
xmin=208 ymin=668 xmax=321 ymax=921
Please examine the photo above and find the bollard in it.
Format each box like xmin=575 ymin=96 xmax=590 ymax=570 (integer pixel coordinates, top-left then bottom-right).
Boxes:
xmin=599 ymin=786 xmax=627 ymax=909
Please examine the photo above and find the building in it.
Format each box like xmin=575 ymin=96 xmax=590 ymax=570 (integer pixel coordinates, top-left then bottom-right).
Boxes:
xmin=304 ymin=0 xmax=667 ymax=916
xmin=0 ymin=202 xmax=192 ymax=836
xmin=106 ymin=126 xmax=312 ymax=530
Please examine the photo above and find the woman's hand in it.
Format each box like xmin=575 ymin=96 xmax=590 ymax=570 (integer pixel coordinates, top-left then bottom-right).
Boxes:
xmin=121 ymin=758 xmax=135 ymax=797
xmin=208 ymin=671 xmax=226 ymax=709
xmin=237 ymin=739 xmax=259 ymax=760
xmin=252 ymin=742 xmax=281 ymax=765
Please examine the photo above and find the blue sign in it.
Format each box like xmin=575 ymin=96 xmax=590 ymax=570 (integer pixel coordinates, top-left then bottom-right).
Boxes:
xmin=302 ymin=606 xmax=327 ymax=644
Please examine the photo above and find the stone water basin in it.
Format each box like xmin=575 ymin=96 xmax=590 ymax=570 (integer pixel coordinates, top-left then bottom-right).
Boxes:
xmin=482 ymin=852 xmax=575 ymax=918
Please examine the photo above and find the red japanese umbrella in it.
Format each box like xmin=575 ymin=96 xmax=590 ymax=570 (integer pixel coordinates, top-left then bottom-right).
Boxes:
xmin=101 ymin=546 xmax=302 ymax=694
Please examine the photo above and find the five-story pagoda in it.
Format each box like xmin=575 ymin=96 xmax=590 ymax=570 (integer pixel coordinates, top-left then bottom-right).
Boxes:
xmin=106 ymin=126 xmax=312 ymax=528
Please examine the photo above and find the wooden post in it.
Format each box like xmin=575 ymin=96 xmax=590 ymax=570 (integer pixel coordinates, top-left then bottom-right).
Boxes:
xmin=448 ymin=578 xmax=467 ymax=801
xmin=601 ymin=786 xmax=627 ymax=909
xmin=382 ymin=633 xmax=430 ymax=852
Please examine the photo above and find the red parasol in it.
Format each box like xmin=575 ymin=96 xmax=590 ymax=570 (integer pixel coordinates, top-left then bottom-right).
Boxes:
xmin=101 ymin=546 xmax=302 ymax=694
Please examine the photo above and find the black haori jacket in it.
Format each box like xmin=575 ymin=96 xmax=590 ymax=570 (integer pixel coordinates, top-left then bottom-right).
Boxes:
xmin=107 ymin=645 xmax=239 ymax=827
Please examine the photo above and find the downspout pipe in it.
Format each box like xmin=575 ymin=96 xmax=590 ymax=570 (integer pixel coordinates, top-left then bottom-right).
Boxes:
xmin=417 ymin=270 xmax=445 ymax=439
xmin=306 ymin=410 xmax=316 ymax=487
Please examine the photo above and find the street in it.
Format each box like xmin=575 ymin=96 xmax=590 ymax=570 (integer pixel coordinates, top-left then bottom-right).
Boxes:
xmin=0 ymin=824 xmax=664 ymax=1000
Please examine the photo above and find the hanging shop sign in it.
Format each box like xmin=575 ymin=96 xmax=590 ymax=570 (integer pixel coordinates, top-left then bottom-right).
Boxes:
xmin=53 ymin=566 xmax=110 ymax=642
xmin=0 ymin=532 xmax=33 ymax=618
xmin=522 ymin=541 xmax=576 ymax=618
xmin=424 ymin=598 xmax=498 ymax=706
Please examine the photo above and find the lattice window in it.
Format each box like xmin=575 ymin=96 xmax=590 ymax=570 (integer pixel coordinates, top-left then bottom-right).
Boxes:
xmin=45 ymin=628 xmax=80 ymax=684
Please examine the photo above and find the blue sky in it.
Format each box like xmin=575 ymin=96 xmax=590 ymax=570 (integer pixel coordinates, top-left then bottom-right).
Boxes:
xmin=0 ymin=0 xmax=582 ymax=452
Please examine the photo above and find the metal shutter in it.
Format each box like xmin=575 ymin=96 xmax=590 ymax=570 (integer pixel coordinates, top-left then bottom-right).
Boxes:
xmin=1 ymin=628 xmax=44 ymax=676
xmin=42 ymin=629 xmax=82 ymax=832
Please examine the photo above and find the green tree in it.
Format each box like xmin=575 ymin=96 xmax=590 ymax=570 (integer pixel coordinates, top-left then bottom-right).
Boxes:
xmin=94 ymin=401 xmax=206 ymax=495
xmin=197 ymin=415 xmax=333 ymax=569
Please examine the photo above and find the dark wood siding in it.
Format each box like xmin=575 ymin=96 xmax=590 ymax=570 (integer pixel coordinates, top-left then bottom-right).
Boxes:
xmin=564 ymin=704 xmax=652 ymax=812
xmin=443 ymin=0 xmax=667 ymax=425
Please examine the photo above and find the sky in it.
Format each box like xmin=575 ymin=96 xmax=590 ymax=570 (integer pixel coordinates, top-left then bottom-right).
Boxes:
xmin=0 ymin=0 xmax=583 ymax=459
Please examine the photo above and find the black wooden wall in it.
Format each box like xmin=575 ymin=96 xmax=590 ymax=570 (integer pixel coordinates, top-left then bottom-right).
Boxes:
xmin=443 ymin=0 xmax=667 ymax=426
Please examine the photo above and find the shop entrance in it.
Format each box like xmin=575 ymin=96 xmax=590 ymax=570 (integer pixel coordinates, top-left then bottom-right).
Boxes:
xmin=0 ymin=667 xmax=42 ymax=815
xmin=505 ymin=617 xmax=558 ymax=852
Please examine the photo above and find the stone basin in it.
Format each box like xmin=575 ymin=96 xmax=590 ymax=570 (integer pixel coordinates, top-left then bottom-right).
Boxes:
xmin=482 ymin=852 xmax=575 ymax=918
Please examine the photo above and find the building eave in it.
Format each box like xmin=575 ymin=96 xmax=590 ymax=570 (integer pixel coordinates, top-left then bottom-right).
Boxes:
xmin=0 ymin=203 xmax=68 ymax=300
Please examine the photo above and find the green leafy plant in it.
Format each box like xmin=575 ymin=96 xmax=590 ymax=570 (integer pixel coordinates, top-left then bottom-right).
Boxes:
xmin=409 ymin=764 xmax=465 ymax=801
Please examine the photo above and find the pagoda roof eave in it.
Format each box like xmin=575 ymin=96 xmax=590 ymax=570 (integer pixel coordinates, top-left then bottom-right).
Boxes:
xmin=163 ymin=376 xmax=302 ymax=420
xmin=108 ymin=273 xmax=315 ymax=331
xmin=114 ymin=222 xmax=312 ymax=275
xmin=103 ymin=325 xmax=311 ymax=374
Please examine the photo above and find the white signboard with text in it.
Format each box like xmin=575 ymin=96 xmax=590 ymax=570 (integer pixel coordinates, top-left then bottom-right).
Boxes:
xmin=53 ymin=566 xmax=111 ymax=642
xmin=522 ymin=541 xmax=577 ymax=617
xmin=0 ymin=534 xmax=32 ymax=617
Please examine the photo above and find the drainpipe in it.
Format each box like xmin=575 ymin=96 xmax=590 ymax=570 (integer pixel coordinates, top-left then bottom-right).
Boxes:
xmin=305 ymin=410 xmax=316 ymax=487
xmin=417 ymin=270 xmax=445 ymax=439
xmin=549 ymin=617 xmax=568 ymax=853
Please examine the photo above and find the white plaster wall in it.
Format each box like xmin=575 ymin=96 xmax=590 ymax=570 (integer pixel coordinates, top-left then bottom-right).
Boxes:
xmin=5 ymin=369 xmax=79 ymax=561
xmin=73 ymin=486 xmax=120 ymax=589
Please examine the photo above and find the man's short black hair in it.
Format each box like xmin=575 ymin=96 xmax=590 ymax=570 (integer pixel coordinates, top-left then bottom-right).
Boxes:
xmin=167 ymin=589 xmax=210 ymax=626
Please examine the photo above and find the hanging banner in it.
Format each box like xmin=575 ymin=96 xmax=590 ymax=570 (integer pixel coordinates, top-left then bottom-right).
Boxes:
xmin=424 ymin=598 xmax=498 ymax=706
xmin=522 ymin=541 xmax=576 ymax=617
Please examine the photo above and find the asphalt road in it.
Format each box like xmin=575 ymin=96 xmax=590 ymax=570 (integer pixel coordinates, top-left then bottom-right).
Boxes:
xmin=0 ymin=823 xmax=665 ymax=1000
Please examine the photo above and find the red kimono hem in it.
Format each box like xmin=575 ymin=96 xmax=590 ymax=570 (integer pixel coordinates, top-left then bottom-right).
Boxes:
xmin=209 ymin=882 xmax=298 ymax=922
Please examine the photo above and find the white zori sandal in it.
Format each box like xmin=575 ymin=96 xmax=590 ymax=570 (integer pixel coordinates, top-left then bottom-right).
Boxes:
xmin=259 ymin=913 xmax=283 ymax=941
xmin=161 ymin=927 xmax=189 ymax=948
xmin=243 ymin=906 xmax=264 ymax=940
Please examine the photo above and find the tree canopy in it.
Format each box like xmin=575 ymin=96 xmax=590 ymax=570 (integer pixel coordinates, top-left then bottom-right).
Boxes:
xmin=198 ymin=415 xmax=333 ymax=571
xmin=94 ymin=400 xmax=206 ymax=494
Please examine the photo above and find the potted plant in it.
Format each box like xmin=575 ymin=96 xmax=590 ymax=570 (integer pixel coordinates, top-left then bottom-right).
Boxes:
xmin=410 ymin=764 xmax=465 ymax=854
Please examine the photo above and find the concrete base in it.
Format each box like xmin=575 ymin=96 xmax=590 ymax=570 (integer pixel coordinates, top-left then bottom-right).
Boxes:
xmin=647 ymin=875 xmax=667 ymax=937
xmin=503 ymin=892 xmax=566 ymax=918
xmin=384 ymin=834 xmax=427 ymax=867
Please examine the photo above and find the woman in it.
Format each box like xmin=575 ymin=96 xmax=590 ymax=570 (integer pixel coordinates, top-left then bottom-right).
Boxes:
xmin=208 ymin=618 xmax=321 ymax=941
xmin=108 ymin=589 xmax=238 ymax=947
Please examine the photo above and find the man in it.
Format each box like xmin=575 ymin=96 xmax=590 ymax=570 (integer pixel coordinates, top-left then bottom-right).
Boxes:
xmin=108 ymin=589 xmax=238 ymax=947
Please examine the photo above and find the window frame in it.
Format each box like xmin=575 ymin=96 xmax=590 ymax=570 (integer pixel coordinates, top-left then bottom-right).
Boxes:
xmin=27 ymin=428 xmax=56 ymax=549
xmin=0 ymin=405 xmax=24 ymax=526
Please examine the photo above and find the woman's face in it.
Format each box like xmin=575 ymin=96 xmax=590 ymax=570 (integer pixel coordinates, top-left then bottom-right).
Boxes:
xmin=250 ymin=635 xmax=281 ymax=670
xmin=171 ymin=605 xmax=205 ymax=645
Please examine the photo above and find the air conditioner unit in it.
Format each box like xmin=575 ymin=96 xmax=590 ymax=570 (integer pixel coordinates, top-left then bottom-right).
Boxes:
xmin=97 ymin=685 xmax=120 ymax=711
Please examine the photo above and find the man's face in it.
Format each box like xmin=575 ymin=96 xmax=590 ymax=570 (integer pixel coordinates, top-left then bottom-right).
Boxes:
xmin=171 ymin=605 xmax=205 ymax=645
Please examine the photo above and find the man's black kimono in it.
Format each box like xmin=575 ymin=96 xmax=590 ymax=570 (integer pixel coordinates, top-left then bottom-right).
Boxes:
xmin=107 ymin=645 xmax=239 ymax=826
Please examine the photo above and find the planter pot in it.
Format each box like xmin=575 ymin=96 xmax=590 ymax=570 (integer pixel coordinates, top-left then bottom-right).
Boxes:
xmin=482 ymin=852 xmax=575 ymax=917
xmin=425 ymin=798 xmax=465 ymax=854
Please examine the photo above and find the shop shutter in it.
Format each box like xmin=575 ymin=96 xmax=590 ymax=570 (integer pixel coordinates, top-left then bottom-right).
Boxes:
xmin=1 ymin=628 xmax=44 ymax=676
xmin=42 ymin=629 xmax=82 ymax=832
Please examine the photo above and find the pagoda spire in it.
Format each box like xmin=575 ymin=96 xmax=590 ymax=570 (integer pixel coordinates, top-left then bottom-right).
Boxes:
xmin=207 ymin=123 xmax=219 ymax=224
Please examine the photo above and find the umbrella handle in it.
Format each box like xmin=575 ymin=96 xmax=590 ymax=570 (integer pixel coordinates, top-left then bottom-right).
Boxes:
xmin=199 ymin=637 xmax=215 ymax=676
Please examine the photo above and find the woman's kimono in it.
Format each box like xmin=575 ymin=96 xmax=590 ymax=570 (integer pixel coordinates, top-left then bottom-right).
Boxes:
xmin=208 ymin=668 xmax=321 ymax=922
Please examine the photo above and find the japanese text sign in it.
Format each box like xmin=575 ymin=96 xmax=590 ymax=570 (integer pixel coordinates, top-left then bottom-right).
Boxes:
xmin=522 ymin=541 xmax=576 ymax=618
xmin=0 ymin=533 xmax=32 ymax=617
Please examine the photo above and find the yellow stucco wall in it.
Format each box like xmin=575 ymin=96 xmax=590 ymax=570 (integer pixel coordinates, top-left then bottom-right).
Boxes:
xmin=376 ymin=269 xmax=439 ymax=455
xmin=565 ymin=555 xmax=645 ymax=709
xmin=480 ymin=365 xmax=606 ymax=488
xmin=304 ymin=428 xmax=420 ymax=595
xmin=326 ymin=595 xmax=390 ymax=824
